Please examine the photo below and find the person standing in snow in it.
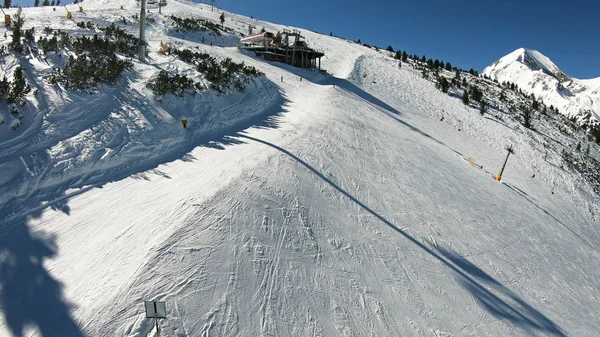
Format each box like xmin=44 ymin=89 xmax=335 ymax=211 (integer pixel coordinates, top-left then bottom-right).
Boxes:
xmin=281 ymin=76 xmax=283 ymax=82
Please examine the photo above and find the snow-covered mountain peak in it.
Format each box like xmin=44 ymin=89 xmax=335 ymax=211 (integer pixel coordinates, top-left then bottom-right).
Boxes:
xmin=484 ymin=48 xmax=571 ymax=83
xmin=483 ymin=48 xmax=600 ymax=121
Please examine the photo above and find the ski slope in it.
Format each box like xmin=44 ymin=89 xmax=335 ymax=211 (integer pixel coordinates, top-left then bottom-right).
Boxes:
xmin=1 ymin=1 xmax=600 ymax=336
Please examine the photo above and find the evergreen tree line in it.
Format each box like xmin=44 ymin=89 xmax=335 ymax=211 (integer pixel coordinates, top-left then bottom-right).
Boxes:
xmin=166 ymin=48 xmax=264 ymax=94
xmin=76 ymin=21 xmax=96 ymax=30
xmin=50 ymin=53 xmax=132 ymax=89
xmin=5 ymin=0 xmax=61 ymax=7
xmin=170 ymin=15 xmax=233 ymax=36
xmin=43 ymin=26 xmax=140 ymax=89
xmin=154 ymin=70 xmax=195 ymax=96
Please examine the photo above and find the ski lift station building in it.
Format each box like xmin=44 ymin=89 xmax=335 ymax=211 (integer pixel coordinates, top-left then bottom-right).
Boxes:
xmin=240 ymin=29 xmax=325 ymax=70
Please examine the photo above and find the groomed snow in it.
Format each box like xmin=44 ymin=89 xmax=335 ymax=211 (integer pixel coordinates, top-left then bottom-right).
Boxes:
xmin=0 ymin=1 xmax=599 ymax=337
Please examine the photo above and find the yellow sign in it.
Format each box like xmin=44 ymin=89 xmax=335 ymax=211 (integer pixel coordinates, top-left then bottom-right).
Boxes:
xmin=66 ymin=11 xmax=72 ymax=19
xmin=181 ymin=119 xmax=188 ymax=129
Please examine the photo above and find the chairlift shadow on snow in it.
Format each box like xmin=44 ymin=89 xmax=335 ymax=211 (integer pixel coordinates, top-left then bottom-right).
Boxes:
xmin=328 ymin=76 xmax=468 ymax=159
xmin=436 ymin=246 xmax=565 ymax=336
xmin=234 ymin=134 xmax=566 ymax=337
xmin=502 ymin=182 xmax=598 ymax=255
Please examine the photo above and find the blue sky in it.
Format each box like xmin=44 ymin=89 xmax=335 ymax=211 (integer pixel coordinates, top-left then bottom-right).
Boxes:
xmin=212 ymin=0 xmax=599 ymax=79
xmin=9 ymin=0 xmax=598 ymax=78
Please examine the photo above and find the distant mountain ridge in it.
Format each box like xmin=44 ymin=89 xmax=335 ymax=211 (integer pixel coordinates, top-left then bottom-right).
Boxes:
xmin=483 ymin=48 xmax=600 ymax=123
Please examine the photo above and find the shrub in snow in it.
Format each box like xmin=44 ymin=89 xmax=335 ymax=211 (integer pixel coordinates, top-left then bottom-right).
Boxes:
xmin=153 ymin=70 xmax=194 ymax=97
xmin=38 ymin=36 xmax=59 ymax=53
xmin=24 ymin=27 xmax=35 ymax=43
xmin=55 ymin=54 xmax=132 ymax=89
xmin=10 ymin=117 xmax=22 ymax=130
xmin=173 ymin=48 xmax=263 ymax=94
xmin=170 ymin=15 xmax=233 ymax=36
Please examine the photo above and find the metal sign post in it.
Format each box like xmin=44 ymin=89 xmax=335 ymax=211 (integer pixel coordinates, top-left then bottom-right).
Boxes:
xmin=144 ymin=300 xmax=166 ymax=337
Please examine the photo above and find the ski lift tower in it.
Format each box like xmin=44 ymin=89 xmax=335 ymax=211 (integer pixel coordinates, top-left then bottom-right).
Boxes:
xmin=282 ymin=28 xmax=303 ymax=66
xmin=139 ymin=0 xmax=146 ymax=61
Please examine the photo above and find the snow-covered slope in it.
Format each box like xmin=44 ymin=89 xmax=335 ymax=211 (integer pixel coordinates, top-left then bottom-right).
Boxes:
xmin=1 ymin=1 xmax=600 ymax=337
xmin=483 ymin=48 xmax=600 ymax=121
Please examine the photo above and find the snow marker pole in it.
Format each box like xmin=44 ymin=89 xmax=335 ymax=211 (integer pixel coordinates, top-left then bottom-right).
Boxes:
xmin=139 ymin=0 xmax=146 ymax=61
xmin=496 ymin=145 xmax=514 ymax=181
xmin=154 ymin=301 xmax=160 ymax=337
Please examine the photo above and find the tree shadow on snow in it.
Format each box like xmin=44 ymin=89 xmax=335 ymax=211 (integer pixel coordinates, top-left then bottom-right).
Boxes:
xmin=0 ymin=211 xmax=84 ymax=337
xmin=0 ymin=84 xmax=288 ymax=336
xmin=235 ymin=134 xmax=566 ymax=337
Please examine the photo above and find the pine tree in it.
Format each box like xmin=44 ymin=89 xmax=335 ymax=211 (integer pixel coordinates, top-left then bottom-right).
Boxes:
xmin=0 ymin=76 xmax=9 ymax=98
xmin=454 ymin=69 xmax=461 ymax=82
xmin=219 ymin=12 xmax=225 ymax=27
xmin=394 ymin=50 xmax=401 ymax=60
xmin=56 ymin=0 xmax=60 ymax=4
xmin=3 ymin=0 xmax=10 ymax=8
xmin=386 ymin=45 xmax=394 ymax=52
xmin=421 ymin=55 xmax=426 ymax=62
xmin=521 ymin=106 xmax=534 ymax=129
xmin=50 ymin=0 xmax=55 ymax=5
xmin=437 ymin=76 xmax=450 ymax=93
xmin=445 ymin=62 xmax=452 ymax=71
xmin=356 ymin=38 xmax=361 ymax=44
xmin=480 ymin=100 xmax=487 ymax=116
xmin=433 ymin=59 xmax=440 ymax=68
xmin=462 ymin=77 xmax=467 ymax=87
xmin=42 ymin=0 xmax=49 ymax=5
xmin=462 ymin=90 xmax=469 ymax=105
xmin=273 ymin=31 xmax=282 ymax=44
xmin=532 ymin=99 xmax=539 ymax=110
xmin=260 ymin=27 xmax=265 ymax=33
xmin=401 ymin=51 xmax=408 ymax=62
xmin=10 ymin=7 xmax=23 ymax=53
xmin=8 ymin=66 xmax=30 ymax=103
xmin=592 ymin=126 xmax=600 ymax=144
xmin=34 ymin=0 xmax=39 ymax=6
xmin=427 ymin=58 xmax=433 ymax=68
xmin=470 ymin=86 xmax=483 ymax=103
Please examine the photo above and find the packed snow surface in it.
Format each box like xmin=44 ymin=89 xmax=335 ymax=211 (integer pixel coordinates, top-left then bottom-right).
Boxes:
xmin=1 ymin=1 xmax=600 ymax=337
